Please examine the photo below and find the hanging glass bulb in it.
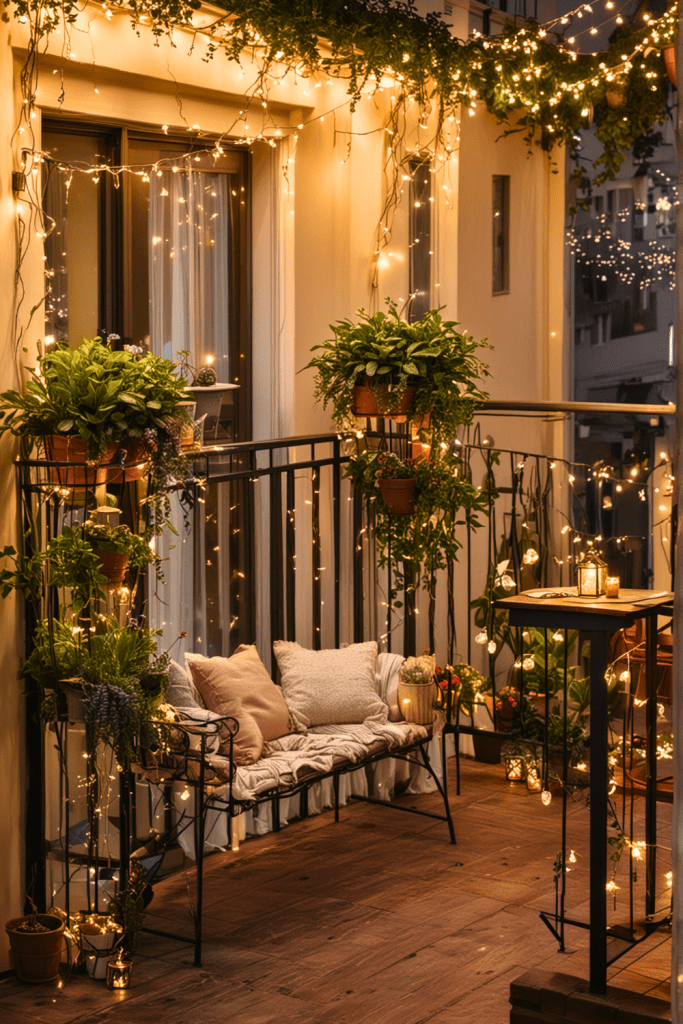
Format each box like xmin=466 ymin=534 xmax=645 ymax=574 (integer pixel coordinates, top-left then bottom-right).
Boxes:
xmin=501 ymin=574 xmax=516 ymax=591
xmin=487 ymin=640 xmax=496 ymax=654
xmin=541 ymin=790 xmax=552 ymax=805
xmin=475 ymin=631 xmax=488 ymax=645
xmin=523 ymin=547 xmax=539 ymax=565
xmin=522 ymin=656 xmax=535 ymax=671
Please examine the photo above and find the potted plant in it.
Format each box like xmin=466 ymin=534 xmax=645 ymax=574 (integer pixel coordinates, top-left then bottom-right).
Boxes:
xmin=0 ymin=338 xmax=132 ymax=482
xmin=494 ymin=685 xmax=520 ymax=733
xmin=346 ymin=447 xmax=490 ymax=593
xmin=397 ymin=654 xmax=437 ymax=725
xmin=373 ymin=451 xmax=418 ymax=513
xmin=304 ymin=301 xmax=490 ymax=439
xmin=5 ymin=907 xmax=65 ymax=983
xmin=175 ymin=350 xmax=238 ymax=437
xmin=82 ymin=522 xmax=157 ymax=584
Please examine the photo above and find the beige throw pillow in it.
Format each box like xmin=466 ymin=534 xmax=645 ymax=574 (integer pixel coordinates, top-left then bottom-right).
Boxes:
xmin=185 ymin=646 xmax=291 ymax=763
xmin=272 ymin=640 xmax=386 ymax=731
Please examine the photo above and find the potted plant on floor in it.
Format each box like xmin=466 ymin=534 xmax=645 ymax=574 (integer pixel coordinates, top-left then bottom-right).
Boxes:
xmin=5 ymin=905 xmax=65 ymax=983
xmin=397 ymin=654 xmax=437 ymax=725
xmin=304 ymin=301 xmax=490 ymax=438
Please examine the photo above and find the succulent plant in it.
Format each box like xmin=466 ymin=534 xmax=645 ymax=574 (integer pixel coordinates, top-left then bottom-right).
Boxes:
xmin=193 ymin=365 xmax=218 ymax=387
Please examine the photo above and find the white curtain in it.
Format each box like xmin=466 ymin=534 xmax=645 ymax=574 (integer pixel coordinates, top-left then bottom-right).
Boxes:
xmin=147 ymin=165 xmax=231 ymax=658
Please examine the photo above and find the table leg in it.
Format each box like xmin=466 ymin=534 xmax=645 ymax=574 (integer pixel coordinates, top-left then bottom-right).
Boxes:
xmin=645 ymin=613 xmax=657 ymax=918
xmin=589 ymin=631 xmax=608 ymax=996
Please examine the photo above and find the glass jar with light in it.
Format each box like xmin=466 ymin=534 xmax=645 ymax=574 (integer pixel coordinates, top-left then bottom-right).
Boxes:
xmin=576 ymin=546 xmax=608 ymax=598
xmin=106 ymin=955 xmax=133 ymax=990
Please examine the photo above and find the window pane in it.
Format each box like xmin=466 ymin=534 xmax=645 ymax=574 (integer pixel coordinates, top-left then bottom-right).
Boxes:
xmin=409 ymin=158 xmax=431 ymax=321
xmin=43 ymin=131 xmax=107 ymax=343
xmin=492 ymin=175 xmax=510 ymax=294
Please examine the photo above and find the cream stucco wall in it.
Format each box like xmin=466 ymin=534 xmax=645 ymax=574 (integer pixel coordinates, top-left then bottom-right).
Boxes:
xmin=0 ymin=21 xmax=25 ymax=973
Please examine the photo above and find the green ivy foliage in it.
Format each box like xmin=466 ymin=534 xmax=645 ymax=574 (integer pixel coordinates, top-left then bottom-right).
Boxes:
xmin=6 ymin=0 xmax=676 ymax=182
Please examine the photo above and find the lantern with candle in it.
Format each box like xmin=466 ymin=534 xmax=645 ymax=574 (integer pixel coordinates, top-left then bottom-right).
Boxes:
xmin=576 ymin=546 xmax=608 ymax=598
xmin=106 ymin=954 xmax=133 ymax=990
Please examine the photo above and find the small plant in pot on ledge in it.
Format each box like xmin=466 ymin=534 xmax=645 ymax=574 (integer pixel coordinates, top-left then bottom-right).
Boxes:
xmin=175 ymin=350 xmax=238 ymax=437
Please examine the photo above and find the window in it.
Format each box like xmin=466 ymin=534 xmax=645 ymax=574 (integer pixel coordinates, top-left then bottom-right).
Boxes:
xmin=42 ymin=120 xmax=251 ymax=443
xmin=408 ymin=158 xmax=431 ymax=322
xmin=42 ymin=119 xmax=252 ymax=659
xmin=492 ymin=175 xmax=510 ymax=294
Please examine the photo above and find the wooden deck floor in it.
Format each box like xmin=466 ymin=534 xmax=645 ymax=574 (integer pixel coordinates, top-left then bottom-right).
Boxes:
xmin=0 ymin=756 xmax=672 ymax=1023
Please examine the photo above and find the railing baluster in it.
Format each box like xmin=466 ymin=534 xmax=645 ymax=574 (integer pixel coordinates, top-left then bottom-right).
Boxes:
xmin=286 ymin=468 xmax=296 ymax=641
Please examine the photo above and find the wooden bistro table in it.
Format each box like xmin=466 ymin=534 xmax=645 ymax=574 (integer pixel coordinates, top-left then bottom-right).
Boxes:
xmin=494 ymin=587 xmax=673 ymax=996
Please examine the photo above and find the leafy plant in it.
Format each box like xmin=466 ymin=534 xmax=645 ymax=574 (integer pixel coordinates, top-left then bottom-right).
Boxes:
xmin=374 ymin=451 xmax=420 ymax=480
xmin=346 ymin=447 xmax=489 ymax=592
xmin=108 ymin=860 xmax=149 ymax=953
xmin=0 ymin=339 xmax=134 ymax=460
xmin=83 ymin=522 xmax=159 ymax=575
xmin=0 ymin=534 xmax=108 ymax=619
xmin=175 ymin=350 xmax=219 ymax=386
xmin=305 ymin=301 xmax=489 ymax=440
xmin=434 ymin=663 xmax=490 ymax=717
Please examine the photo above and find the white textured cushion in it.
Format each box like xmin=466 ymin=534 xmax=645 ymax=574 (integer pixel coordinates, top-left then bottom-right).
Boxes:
xmin=273 ymin=640 xmax=387 ymax=731
xmin=166 ymin=659 xmax=205 ymax=710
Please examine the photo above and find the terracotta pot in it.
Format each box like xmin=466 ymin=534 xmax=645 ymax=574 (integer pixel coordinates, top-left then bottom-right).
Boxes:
xmin=605 ymin=79 xmax=627 ymax=109
xmin=352 ymin=380 xmax=418 ymax=421
xmin=107 ymin=437 xmax=150 ymax=482
xmin=94 ymin=549 xmax=130 ymax=584
xmin=5 ymin=915 xmax=65 ymax=984
xmin=396 ymin=680 xmax=435 ymax=725
xmin=496 ymin=703 xmax=515 ymax=733
xmin=44 ymin=435 xmax=119 ymax=487
xmin=472 ymin=730 xmax=504 ymax=765
xmin=663 ymin=45 xmax=676 ymax=88
xmin=377 ymin=477 xmax=416 ymax=514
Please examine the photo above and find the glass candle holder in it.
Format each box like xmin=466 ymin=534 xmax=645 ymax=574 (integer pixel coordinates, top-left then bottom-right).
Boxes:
xmin=526 ymin=762 xmax=542 ymax=792
xmin=504 ymin=755 xmax=526 ymax=781
xmin=576 ymin=546 xmax=608 ymax=597
xmin=106 ymin=955 xmax=133 ymax=990
xmin=605 ymin=576 xmax=620 ymax=599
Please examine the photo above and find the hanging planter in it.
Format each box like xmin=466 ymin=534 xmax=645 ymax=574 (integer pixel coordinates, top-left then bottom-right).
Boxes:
xmin=106 ymin=436 xmax=150 ymax=483
xmin=93 ymin=550 xmax=130 ymax=584
xmin=5 ymin=914 xmax=65 ymax=984
xmin=305 ymin=301 xmax=489 ymax=438
xmin=377 ymin=477 xmax=416 ymax=514
xmin=663 ymin=45 xmax=676 ymax=87
xmin=44 ymin=435 xmax=119 ymax=486
xmin=352 ymin=380 xmax=418 ymax=421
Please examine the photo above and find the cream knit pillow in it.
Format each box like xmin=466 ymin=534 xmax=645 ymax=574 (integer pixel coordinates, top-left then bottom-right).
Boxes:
xmin=272 ymin=640 xmax=387 ymax=731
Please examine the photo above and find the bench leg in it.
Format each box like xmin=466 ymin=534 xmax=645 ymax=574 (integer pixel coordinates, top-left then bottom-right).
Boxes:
xmin=333 ymin=773 xmax=340 ymax=822
xmin=419 ymin=741 xmax=456 ymax=845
